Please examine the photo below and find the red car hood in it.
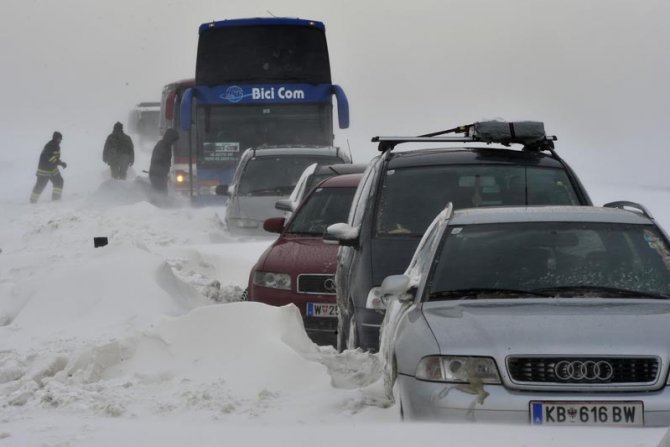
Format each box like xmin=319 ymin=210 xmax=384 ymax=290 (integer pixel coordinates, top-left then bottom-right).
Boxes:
xmin=258 ymin=236 xmax=338 ymax=275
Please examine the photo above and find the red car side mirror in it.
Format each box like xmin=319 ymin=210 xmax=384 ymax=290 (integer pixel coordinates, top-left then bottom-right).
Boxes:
xmin=263 ymin=217 xmax=286 ymax=234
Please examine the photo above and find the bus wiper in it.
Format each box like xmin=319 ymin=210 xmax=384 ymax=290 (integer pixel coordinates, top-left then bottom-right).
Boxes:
xmin=532 ymin=286 xmax=670 ymax=300
xmin=429 ymin=288 xmax=550 ymax=300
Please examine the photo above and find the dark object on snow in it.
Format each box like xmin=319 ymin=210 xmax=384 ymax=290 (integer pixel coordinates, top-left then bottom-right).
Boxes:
xmin=149 ymin=128 xmax=179 ymax=193
xmin=93 ymin=237 xmax=108 ymax=248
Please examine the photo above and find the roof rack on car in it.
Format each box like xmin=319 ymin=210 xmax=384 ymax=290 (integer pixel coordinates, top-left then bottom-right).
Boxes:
xmin=603 ymin=201 xmax=654 ymax=219
xmin=372 ymin=121 xmax=558 ymax=153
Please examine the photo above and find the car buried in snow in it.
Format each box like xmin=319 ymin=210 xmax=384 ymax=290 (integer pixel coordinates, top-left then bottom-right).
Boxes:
xmin=375 ymin=202 xmax=670 ymax=425
xmin=247 ymin=173 xmax=362 ymax=346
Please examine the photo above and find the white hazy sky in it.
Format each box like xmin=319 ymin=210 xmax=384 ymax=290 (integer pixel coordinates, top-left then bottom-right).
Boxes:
xmin=1 ymin=0 xmax=669 ymax=188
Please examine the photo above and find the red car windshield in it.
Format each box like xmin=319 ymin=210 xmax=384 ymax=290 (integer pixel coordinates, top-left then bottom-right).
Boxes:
xmin=286 ymin=187 xmax=356 ymax=235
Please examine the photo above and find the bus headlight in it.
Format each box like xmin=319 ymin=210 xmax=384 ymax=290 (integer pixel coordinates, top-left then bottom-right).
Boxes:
xmin=174 ymin=170 xmax=187 ymax=183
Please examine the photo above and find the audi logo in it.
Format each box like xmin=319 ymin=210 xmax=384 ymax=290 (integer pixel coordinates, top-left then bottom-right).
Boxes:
xmin=554 ymin=360 xmax=614 ymax=382
xmin=323 ymin=278 xmax=336 ymax=292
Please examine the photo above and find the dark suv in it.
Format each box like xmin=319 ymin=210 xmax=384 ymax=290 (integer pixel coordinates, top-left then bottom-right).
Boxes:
xmin=325 ymin=121 xmax=592 ymax=352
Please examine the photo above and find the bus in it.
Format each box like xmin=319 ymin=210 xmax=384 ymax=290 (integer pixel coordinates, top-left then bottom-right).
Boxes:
xmin=178 ymin=17 xmax=349 ymax=199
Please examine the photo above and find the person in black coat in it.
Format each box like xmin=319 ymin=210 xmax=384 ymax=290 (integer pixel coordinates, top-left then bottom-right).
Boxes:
xmin=30 ymin=131 xmax=67 ymax=203
xmin=149 ymin=128 xmax=179 ymax=193
xmin=103 ymin=122 xmax=135 ymax=179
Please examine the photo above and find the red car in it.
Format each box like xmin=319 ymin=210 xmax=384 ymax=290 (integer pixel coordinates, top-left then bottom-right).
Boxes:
xmin=247 ymin=173 xmax=362 ymax=346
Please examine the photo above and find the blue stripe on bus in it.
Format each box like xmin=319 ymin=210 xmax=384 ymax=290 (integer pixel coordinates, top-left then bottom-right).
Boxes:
xmin=190 ymin=84 xmax=334 ymax=105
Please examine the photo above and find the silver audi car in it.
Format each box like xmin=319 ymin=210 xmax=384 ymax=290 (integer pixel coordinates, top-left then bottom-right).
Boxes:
xmin=372 ymin=202 xmax=670 ymax=426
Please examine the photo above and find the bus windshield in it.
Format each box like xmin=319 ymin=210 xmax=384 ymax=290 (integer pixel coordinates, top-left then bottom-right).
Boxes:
xmin=197 ymin=25 xmax=331 ymax=85
xmin=195 ymin=104 xmax=333 ymax=165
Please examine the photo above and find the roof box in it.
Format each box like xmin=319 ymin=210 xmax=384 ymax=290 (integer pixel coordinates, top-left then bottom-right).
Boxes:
xmin=471 ymin=121 xmax=546 ymax=146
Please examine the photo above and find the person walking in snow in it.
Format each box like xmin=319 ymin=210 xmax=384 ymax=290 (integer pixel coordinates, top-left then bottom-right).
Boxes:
xmin=149 ymin=128 xmax=179 ymax=193
xmin=103 ymin=121 xmax=135 ymax=180
xmin=30 ymin=131 xmax=67 ymax=203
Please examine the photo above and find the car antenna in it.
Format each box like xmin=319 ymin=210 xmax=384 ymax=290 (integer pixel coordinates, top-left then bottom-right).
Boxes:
xmin=346 ymin=139 xmax=353 ymax=162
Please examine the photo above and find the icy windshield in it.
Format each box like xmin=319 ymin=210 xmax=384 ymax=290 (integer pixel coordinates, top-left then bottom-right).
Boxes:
xmin=429 ymin=222 xmax=670 ymax=299
xmin=238 ymin=155 xmax=342 ymax=196
xmin=376 ymin=165 xmax=580 ymax=237
xmin=286 ymin=187 xmax=356 ymax=235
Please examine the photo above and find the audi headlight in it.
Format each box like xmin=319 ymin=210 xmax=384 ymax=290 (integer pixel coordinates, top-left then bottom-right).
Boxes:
xmin=230 ymin=218 xmax=259 ymax=229
xmin=415 ymin=356 xmax=501 ymax=384
xmin=253 ymin=271 xmax=291 ymax=290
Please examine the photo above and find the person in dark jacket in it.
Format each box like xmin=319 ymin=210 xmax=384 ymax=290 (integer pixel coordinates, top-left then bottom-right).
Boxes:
xmin=103 ymin=122 xmax=135 ymax=179
xmin=30 ymin=131 xmax=67 ymax=203
xmin=149 ymin=128 xmax=179 ymax=193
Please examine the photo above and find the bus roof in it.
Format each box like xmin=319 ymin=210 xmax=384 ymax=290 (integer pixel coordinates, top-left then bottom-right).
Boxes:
xmin=199 ymin=17 xmax=325 ymax=34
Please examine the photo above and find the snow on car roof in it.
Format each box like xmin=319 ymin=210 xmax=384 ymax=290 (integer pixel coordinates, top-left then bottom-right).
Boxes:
xmin=450 ymin=205 xmax=654 ymax=226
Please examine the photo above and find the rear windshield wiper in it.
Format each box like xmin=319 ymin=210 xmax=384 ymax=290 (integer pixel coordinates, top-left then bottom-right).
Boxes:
xmin=429 ymin=288 xmax=550 ymax=300
xmin=532 ymin=286 xmax=670 ymax=300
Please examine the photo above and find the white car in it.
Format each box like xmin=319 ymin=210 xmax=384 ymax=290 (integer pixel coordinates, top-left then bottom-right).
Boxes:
xmin=373 ymin=202 xmax=670 ymax=426
xmin=221 ymin=146 xmax=350 ymax=236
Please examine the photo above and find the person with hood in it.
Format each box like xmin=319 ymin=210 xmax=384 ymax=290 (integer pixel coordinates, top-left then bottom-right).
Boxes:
xmin=30 ymin=131 xmax=67 ymax=203
xmin=149 ymin=128 xmax=179 ymax=193
xmin=103 ymin=121 xmax=135 ymax=179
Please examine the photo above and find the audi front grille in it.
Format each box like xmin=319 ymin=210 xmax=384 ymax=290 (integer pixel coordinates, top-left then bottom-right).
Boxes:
xmin=297 ymin=274 xmax=336 ymax=295
xmin=507 ymin=357 xmax=659 ymax=385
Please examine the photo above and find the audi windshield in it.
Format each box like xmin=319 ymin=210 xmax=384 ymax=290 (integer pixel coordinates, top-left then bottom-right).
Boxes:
xmin=428 ymin=222 xmax=670 ymax=300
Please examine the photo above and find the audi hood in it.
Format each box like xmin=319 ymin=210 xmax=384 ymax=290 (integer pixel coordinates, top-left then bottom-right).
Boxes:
xmin=421 ymin=299 xmax=670 ymax=358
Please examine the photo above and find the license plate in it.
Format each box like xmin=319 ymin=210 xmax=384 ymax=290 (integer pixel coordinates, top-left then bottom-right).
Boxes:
xmin=530 ymin=401 xmax=644 ymax=426
xmin=306 ymin=303 xmax=338 ymax=318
